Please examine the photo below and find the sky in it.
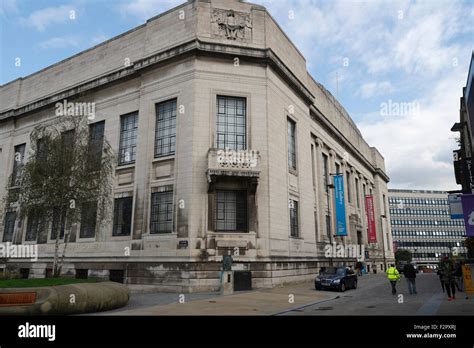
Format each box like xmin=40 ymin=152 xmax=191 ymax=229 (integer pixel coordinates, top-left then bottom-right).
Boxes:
xmin=1 ymin=0 xmax=473 ymax=191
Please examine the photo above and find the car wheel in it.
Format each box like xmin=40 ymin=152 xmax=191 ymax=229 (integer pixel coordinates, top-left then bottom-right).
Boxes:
xmin=340 ymin=282 xmax=346 ymax=292
xmin=353 ymin=280 xmax=357 ymax=289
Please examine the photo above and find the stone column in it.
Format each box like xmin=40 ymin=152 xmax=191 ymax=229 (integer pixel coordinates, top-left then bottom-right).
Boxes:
xmin=314 ymin=138 xmax=326 ymax=242
xmin=328 ymin=149 xmax=336 ymax=242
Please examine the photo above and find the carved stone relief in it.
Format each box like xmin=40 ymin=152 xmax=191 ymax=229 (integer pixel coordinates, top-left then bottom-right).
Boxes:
xmin=211 ymin=9 xmax=252 ymax=41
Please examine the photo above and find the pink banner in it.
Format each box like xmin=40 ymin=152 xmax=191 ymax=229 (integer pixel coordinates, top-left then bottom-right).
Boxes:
xmin=365 ymin=195 xmax=377 ymax=243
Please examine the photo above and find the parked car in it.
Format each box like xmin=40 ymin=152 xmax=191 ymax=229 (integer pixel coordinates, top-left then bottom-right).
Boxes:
xmin=315 ymin=266 xmax=358 ymax=292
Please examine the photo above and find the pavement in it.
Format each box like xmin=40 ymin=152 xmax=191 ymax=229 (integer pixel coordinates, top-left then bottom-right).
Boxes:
xmin=99 ymin=281 xmax=338 ymax=316
xmin=94 ymin=273 xmax=474 ymax=316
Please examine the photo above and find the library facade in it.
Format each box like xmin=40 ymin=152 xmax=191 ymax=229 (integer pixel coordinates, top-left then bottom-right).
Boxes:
xmin=0 ymin=0 xmax=394 ymax=291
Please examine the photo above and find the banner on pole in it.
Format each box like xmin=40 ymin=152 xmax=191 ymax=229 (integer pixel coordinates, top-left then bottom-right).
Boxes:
xmin=334 ymin=174 xmax=347 ymax=236
xmin=365 ymin=195 xmax=377 ymax=243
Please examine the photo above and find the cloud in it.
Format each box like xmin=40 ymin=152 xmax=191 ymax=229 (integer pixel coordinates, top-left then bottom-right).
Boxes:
xmin=39 ymin=36 xmax=81 ymax=49
xmin=358 ymin=70 xmax=465 ymax=191
xmin=254 ymin=0 xmax=472 ymax=190
xmin=393 ymin=11 xmax=462 ymax=75
xmin=118 ymin=0 xmax=182 ymax=21
xmin=257 ymin=0 xmax=472 ymax=79
xmin=19 ymin=5 xmax=76 ymax=32
xmin=0 ymin=0 xmax=19 ymax=18
xmin=357 ymin=81 xmax=395 ymax=99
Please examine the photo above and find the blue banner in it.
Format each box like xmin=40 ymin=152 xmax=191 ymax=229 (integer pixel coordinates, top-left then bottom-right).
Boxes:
xmin=333 ymin=174 xmax=347 ymax=236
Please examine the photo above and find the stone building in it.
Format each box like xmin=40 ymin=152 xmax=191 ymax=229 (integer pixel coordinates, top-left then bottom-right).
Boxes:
xmin=0 ymin=0 xmax=393 ymax=291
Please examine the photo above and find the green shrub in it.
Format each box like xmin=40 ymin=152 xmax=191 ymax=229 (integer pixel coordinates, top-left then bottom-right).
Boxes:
xmin=0 ymin=270 xmax=20 ymax=280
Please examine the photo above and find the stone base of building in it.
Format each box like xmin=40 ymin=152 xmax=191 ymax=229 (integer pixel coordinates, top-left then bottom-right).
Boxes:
xmin=3 ymin=258 xmax=378 ymax=293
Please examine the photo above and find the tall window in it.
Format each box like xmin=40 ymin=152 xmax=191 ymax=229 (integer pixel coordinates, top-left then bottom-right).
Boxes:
xmin=11 ymin=144 xmax=25 ymax=187
xmin=355 ymin=177 xmax=360 ymax=208
xmin=314 ymin=211 xmax=319 ymax=238
xmin=26 ymin=212 xmax=43 ymax=242
xmin=150 ymin=189 xmax=173 ymax=233
xmin=119 ymin=112 xmax=138 ymax=165
xmin=215 ymin=190 xmax=248 ymax=232
xmin=60 ymin=130 xmax=74 ymax=174
xmin=289 ymin=199 xmax=299 ymax=237
xmin=216 ymin=96 xmax=246 ymax=150
xmin=363 ymin=184 xmax=366 ymax=208
xmin=346 ymin=171 xmax=351 ymax=203
xmin=80 ymin=202 xmax=97 ymax=238
xmin=51 ymin=208 xmax=66 ymax=240
xmin=2 ymin=212 xmax=16 ymax=242
xmin=311 ymin=144 xmax=316 ymax=189
xmin=155 ymin=99 xmax=177 ymax=157
xmin=322 ymin=154 xmax=329 ymax=192
xmin=287 ymin=119 xmax=297 ymax=171
xmin=113 ymin=196 xmax=133 ymax=236
xmin=88 ymin=121 xmax=105 ymax=170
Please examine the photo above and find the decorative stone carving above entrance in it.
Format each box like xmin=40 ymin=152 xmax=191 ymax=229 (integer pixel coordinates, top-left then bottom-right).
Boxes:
xmin=211 ymin=9 xmax=252 ymax=41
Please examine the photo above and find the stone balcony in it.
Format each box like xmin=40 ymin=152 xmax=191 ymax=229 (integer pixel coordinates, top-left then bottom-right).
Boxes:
xmin=207 ymin=148 xmax=261 ymax=183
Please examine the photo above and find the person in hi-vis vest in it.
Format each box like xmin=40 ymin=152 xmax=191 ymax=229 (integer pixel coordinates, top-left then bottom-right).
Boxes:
xmin=386 ymin=264 xmax=401 ymax=295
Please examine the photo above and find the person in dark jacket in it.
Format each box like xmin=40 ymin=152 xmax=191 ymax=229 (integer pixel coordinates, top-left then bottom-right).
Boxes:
xmin=453 ymin=262 xmax=463 ymax=292
xmin=439 ymin=257 xmax=456 ymax=300
xmin=403 ymin=262 xmax=417 ymax=294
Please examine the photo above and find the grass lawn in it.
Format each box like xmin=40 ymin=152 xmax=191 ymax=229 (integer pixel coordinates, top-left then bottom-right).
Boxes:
xmin=0 ymin=278 xmax=101 ymax=288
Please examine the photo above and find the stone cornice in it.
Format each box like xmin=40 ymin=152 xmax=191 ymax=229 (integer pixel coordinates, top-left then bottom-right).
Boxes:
xmin=310 ymin=104 xmax=390 ymax=183
xmin=0 ymin=36 xmax=388 ymax=183
xmin=0 ymin=39 xmax=314 ymax=122
xmin=374 ymin=168 xmax=390 ymax=183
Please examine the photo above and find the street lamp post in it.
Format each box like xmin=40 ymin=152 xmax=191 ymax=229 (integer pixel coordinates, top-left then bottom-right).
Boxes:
xmin=380 ymin=214 xmax=386 ymax=271
xmin=326 ymin=172 xmax=342 ymax=266
xmin=326 ymin=181 xmax=335 ymax=266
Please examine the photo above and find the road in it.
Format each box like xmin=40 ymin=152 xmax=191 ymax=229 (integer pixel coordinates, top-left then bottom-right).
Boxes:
xmin=94 ymin=272 xmax=473 ymax=316
xmin=282 ymin=273 xmax=474 ymax=316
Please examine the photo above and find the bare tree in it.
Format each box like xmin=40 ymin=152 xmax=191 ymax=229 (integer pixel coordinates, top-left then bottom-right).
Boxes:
xmin=2 ymin=115 xmax=115 ymax=277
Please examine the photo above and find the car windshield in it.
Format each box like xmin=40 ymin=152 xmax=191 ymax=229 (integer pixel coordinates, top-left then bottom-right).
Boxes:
xmin=322 ymin=267 xmax=346 ymax=276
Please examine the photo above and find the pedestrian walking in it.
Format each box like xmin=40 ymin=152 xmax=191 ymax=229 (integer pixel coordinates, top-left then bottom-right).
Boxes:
xmin=439 ymin=257 xmax=456 ymax=301
xmin=454 ymin=261 xmax=463 ymax=292
xmin=386 ymin=263 xmax=401 ymax=295
xmin=355 ymin=262 xmax=362 ymax=276
xmin=403 ymin=262 xmax=417 ymax=295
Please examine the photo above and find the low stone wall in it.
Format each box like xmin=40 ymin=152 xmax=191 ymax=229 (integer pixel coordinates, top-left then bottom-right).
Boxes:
xmin=0 ymin=282 xmax=130 ymax=315
xmin=4 ymin=259 xmax=362 ymax=293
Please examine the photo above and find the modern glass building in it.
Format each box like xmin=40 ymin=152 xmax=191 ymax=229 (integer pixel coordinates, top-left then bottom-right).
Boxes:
xmin=388 ymin=189 xmax=467 ymax=269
